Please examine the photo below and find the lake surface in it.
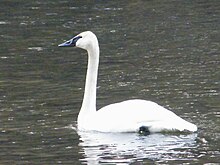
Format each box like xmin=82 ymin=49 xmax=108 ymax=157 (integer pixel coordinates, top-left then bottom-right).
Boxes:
xmin=0 ymin=0 xmax=219 ymax=164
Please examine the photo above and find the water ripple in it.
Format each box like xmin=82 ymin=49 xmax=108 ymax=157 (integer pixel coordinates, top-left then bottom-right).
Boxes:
xmin=78 ymin=131 xmax=198 ymax=164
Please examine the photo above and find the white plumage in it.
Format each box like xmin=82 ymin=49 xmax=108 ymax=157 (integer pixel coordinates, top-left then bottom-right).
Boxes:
xmin=58 ymin=31 xmax=197 ymax=133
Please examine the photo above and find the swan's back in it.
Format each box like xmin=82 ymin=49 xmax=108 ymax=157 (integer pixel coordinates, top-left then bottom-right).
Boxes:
xmin=81 ymin=99 xmax=197 ymax=133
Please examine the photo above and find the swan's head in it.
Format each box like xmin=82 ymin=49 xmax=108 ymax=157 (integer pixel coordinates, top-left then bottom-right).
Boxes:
xmin=58 ymin=31 xmax=98 ymax=51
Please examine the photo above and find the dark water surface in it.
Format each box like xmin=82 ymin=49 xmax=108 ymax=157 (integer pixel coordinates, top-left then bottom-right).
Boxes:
xmin=0 ymin=0 xmax=219 ymax=164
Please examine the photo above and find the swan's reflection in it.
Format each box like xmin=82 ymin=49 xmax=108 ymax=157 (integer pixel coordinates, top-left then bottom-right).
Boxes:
xmin=78 ymin=131 xmax=197 ymax=164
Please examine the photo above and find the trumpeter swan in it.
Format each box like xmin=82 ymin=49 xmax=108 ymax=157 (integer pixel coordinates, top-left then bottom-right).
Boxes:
xmin=58 ymin=31 xmax=197 ymax=133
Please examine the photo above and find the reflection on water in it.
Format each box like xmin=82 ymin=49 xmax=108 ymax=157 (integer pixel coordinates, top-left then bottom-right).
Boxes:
xmin=0 ymin=0 xmax=219 ymax=164
xmin=78 ymin=130 xmax=198 ymax=164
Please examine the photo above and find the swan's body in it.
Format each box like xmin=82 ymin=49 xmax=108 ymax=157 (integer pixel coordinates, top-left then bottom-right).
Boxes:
xmin=58 ymin=31 xmax=197 ymax=133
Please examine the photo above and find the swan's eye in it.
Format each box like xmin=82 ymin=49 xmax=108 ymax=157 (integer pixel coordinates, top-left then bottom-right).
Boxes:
xmin=73 ymin=36 xmax=82 ymax=42
xmin=59 ymin=36 xmax=82 ymax=47
xmin=71 ymin=36 xmax=82 ymax=45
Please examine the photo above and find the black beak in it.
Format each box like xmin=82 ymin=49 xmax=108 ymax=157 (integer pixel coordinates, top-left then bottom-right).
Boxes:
xmin=58 ymin=36 xmax=82 ymax=47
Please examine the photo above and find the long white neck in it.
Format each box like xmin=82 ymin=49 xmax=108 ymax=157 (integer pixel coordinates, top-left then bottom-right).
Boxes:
xmin=78 ymin=43 xmax=99 ymax=124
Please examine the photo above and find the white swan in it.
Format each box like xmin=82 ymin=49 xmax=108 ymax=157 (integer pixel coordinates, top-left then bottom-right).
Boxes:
xmin=58 ymin=31 xmax=197 ymax=133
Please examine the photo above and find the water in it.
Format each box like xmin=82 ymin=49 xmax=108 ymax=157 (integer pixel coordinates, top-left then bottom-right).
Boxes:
xmin=0 ymin=0 xmax=219 ymax=164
